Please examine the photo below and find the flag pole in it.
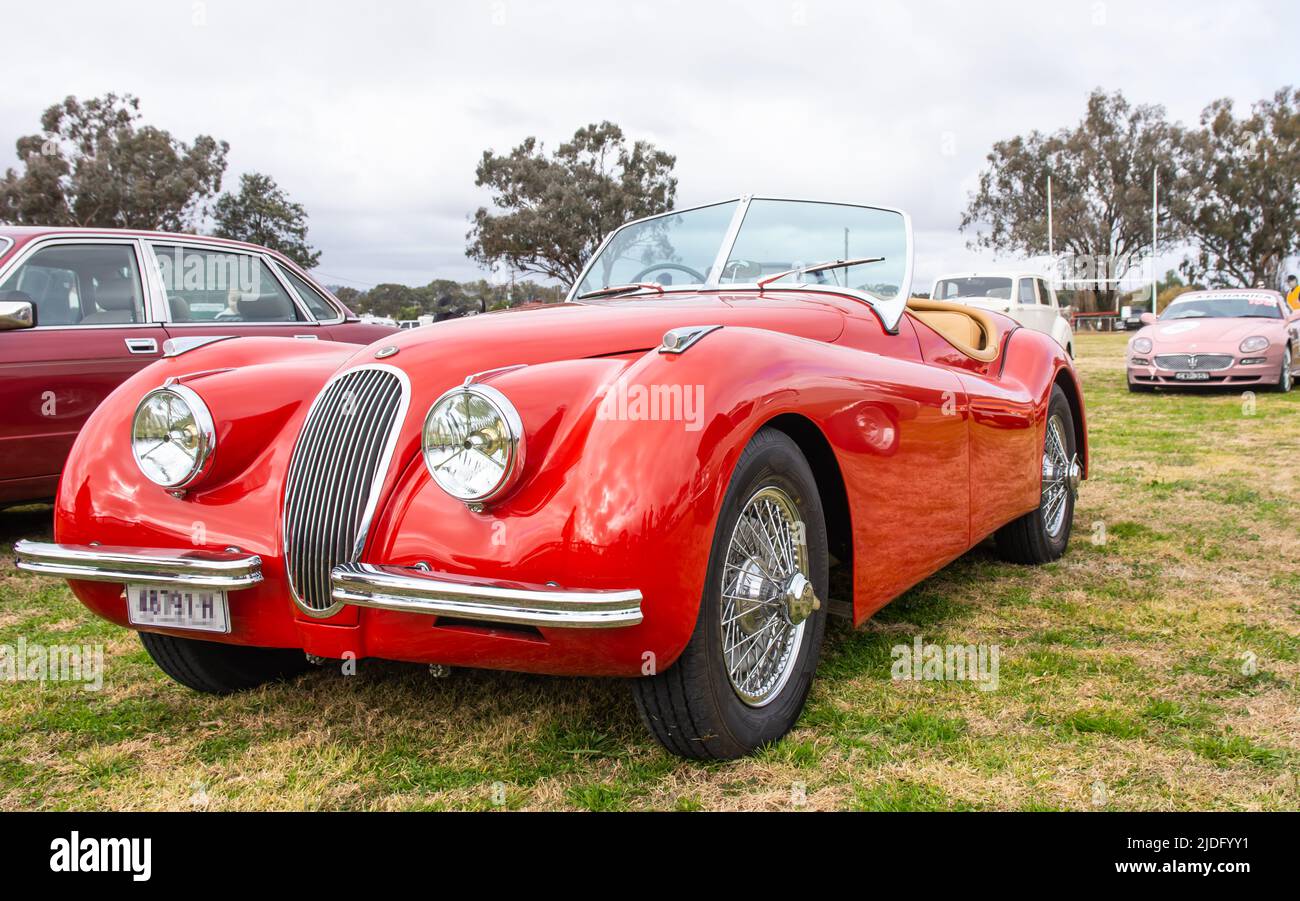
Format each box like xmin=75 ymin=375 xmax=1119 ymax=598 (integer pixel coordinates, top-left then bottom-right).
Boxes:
xmin=1151 ymin=168 xmax=1159 ymax=315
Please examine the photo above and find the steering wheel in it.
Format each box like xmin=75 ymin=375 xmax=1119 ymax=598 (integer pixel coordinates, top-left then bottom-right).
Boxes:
xmin=631 ymin=262 xmax=707 ymax=283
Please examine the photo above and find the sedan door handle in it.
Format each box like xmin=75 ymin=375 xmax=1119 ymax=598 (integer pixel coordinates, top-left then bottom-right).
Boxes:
xmin=293 ymin=334 xmax=320 ymax=340
xmin=125 ymin=338 xmax=159 ymax=355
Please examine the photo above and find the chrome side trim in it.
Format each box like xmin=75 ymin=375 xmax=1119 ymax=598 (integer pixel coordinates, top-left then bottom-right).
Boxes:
xmin=332 ymin=563 xmax=644 ymax=629
xmin=660 ymin=324 xmax=722 ymax=354
xmin=13 ymin=540 xmax=262 ymax=589
xmin=162 ymin=335 xmax=236 ymax=357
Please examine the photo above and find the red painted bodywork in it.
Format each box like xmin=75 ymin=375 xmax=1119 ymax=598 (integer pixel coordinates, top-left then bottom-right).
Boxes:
xmin=0 ymin=227 xmax=396 ymax=507
xmin=53 ymin=289 xmax=1087 ymax=677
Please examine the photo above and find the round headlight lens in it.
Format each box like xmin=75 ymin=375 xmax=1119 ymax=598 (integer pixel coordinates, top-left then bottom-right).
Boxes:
xmin=1131 ymin=337 xmax=1153 ymax=354
xmin=131 ymin=385 xmax=216 ymax=488
xmin=1239 ymin=335 xmax=1269 ymax=354
xmin=422 ymin=384 xmax=524 ymax=503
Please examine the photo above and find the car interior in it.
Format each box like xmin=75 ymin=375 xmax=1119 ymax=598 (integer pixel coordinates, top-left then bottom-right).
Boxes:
xmin=0 ymin=244 xmax=146 ymax=327
xmin=906 ymin=297 xmax=1001 ymax=362
xmin=150 ymin=244 xmax=305 ymax=323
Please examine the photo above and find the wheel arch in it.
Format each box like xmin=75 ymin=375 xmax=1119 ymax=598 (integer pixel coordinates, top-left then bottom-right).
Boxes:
xmin=762 ymin=413 xmax=853 ymax=590
xmin=1052 ymin=366 xmax=1088 ymax=478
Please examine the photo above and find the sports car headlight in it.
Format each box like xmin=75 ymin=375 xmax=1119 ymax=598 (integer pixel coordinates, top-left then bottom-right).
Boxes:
xmin=422 ymin=383 xmax=525 ymax=505
xmin=1239 ymin=336 xmax=1269 ymax=354
xmin=131 ymin=385 xmax=216 ymax=488
xmin=1131 ymin=337 xmax=1153 ymax=354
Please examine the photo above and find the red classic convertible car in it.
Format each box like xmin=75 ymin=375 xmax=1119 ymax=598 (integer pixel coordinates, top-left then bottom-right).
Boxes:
xmin=15 ymin=198 xmax=1087 ymax=759
xmin=0 ymin=228 xmax=397 ymax=507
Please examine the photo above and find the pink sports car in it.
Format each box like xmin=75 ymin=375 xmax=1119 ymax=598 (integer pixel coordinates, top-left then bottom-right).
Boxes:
xmin=1126 ymin=289 xmax=1299 ymax=392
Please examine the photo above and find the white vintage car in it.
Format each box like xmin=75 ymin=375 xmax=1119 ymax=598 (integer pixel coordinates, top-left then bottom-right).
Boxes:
xmin=931 ymin=271 xmax=1075 ymax=357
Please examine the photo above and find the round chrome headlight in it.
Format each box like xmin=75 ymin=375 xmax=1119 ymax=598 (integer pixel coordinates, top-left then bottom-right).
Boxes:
xmin=422 ymin=383 xmax=525 ymax=504
xmin=1239 ymin=335 xmax=1269 ymax=354
xmin=131 ymin=385 xmax=216 ymax=488
xmin=1131 ymin=337 xmax=1153 ymax=354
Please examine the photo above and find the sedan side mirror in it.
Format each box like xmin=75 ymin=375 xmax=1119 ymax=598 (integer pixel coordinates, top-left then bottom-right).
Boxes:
xmin=1139 ymin=312 xmax=1156 ymax=325
xmin=0 ymin=295 xmax=35 ymax=331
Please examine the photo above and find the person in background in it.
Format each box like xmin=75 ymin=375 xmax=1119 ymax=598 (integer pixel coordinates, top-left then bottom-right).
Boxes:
xmin=1286 ymin=275 xmax=1299 ymax=311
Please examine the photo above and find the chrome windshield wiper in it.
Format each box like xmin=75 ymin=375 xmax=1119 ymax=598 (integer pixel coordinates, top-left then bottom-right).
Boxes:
xmin=576 ymin=282 xmax=666 ymax=300
xmin=756 ymin=256 xmax=885 ymax=289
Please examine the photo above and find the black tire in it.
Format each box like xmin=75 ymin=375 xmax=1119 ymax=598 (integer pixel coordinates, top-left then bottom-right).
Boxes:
xmin=995 ymin=384 xmax=1078 ymax=564
xmin=632 ymin=428 xmax=829 ymax=760
xmin=139 ymin=631 xmax=308 ymax=694
xmin=1274 ymin=344 xmax=1293 ymax=393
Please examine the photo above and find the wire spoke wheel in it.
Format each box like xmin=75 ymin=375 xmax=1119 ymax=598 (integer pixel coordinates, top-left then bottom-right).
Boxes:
xmin=1040 ymin=413 xmax=1071 ymax=539
xmin=720 ymin=486 xmax=808 ymax=707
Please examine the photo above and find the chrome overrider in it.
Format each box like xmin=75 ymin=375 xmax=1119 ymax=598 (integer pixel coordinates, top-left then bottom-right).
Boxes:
xmin=331 ymin=563 xmax=644 ymax=629
xmin=14 ymin=540 xmax=262 ymax=589
xmin=12 ymin=541 xmax=643 ymax=630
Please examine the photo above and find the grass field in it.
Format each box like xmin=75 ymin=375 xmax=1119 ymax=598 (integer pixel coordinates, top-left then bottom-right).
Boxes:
xmin=2 ymin=333 xmax=1297 ymax=811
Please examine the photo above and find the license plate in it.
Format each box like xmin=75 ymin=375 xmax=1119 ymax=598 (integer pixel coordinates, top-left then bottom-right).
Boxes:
xmin=127 ymin=585 xmax=230 ymax=633
xmin=1174 ymin=371 xmax=1211 ymax=380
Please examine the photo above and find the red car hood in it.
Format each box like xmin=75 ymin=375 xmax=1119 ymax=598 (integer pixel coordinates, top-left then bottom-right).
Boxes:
xmin=346 ymin=295 xmax=846 ymax=373
xmin=1140 ymin=317 xmax=1282 ymax=349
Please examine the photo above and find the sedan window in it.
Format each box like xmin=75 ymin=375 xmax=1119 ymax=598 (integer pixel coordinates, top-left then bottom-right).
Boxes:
xmin=278 ymin=266 xmax=339 ymax=320
xmin=0 ymin=243 xmax=145 ymax=326
xmin=1018 ymin=279 xmax=1036 ymax=305
xmin=151 ymin=244 xmax=305 ymax=323
xmin=934 ymin=277 xmax=1012 ymax=300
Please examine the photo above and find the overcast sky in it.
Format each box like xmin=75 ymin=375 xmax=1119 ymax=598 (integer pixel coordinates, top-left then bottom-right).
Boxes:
xmin=1 ymin=0 xmax=1296 ymax=293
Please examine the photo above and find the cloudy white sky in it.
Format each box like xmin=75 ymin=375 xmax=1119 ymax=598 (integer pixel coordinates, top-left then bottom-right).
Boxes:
xmin=1 ymin=0 xmax=1296 ymax=293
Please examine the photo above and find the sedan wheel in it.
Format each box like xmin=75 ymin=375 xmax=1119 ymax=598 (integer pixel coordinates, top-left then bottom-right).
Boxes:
xmin=632 ymin=427 xmax=828 ymax=759
xmin=1277 ymin=345 xmax=1294 ymax=393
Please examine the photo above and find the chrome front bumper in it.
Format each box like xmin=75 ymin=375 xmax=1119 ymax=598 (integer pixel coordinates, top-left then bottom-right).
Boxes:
xmin=13 ymin=541 xmax=642 ymax=630
xmin=331 ymin=563 xmax=644 ymax=629
xmin=13 ymin=541 xmax=263 ymax=589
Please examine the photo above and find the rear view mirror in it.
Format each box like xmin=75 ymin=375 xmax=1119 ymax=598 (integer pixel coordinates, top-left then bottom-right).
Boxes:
xmin=1139 ymin=312 xmax=1156 ymax=325
xmin=0 ymin=294 xmax=35 ymax=330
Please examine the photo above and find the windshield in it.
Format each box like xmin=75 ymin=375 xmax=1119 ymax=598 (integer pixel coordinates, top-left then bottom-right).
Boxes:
xmin=575 ymin=201 xmax=737 ymax=296
xmin=933 ymin=277 xmax=1013 ymax=301
xmin=1160 ymin=295 xmax=1283 ymax=320
xmin=574 ymin=198 xmax=910 ymax=307
xmin=718 ymin=200 xmax=907 ymax=302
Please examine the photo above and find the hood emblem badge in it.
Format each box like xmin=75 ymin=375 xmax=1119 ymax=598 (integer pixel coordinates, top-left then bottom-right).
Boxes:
xmin=375 ymin=346 xmax=399 ymax=359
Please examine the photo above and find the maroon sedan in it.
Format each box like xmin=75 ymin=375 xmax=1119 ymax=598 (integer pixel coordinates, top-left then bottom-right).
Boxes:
xmin=0 ymin=228 xmax=396 ymax=507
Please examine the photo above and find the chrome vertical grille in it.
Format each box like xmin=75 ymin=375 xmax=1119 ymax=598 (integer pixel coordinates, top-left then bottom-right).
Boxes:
xmin=282 ymin=366 xmax=408 ymax=615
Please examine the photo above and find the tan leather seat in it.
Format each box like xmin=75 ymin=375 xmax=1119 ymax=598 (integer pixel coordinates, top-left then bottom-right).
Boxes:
xmin=906 ymin=297 xmax=1001 ymax=363
xmin=81 ymin=274 xmax=141 ymax=324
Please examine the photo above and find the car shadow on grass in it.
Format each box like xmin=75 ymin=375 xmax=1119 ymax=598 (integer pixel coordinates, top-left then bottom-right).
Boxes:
xmin=0 ymin=503 xmax=53 ymax=546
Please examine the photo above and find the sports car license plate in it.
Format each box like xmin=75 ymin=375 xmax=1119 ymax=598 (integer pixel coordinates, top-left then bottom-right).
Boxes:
xmin=1174 ymin=371 xmax=1211 ymax=380
xmin=127 ymin=585 xmax=230 ymax=633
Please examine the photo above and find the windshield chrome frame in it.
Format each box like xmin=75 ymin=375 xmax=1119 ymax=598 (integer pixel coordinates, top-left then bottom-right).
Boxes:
xmin=567 ymin=195 xmax=915 ymax=333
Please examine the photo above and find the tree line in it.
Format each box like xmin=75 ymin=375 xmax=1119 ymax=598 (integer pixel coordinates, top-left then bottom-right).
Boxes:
xmin=4 ymin=89 xmax=1295 ymax=318
xmin=963 ymin=86 xmax=1300 ymax=312
xmin=0 ymin=94 xmax=321 ymax=268
xmin=333 ymin=278 xmax=566 ymax=322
